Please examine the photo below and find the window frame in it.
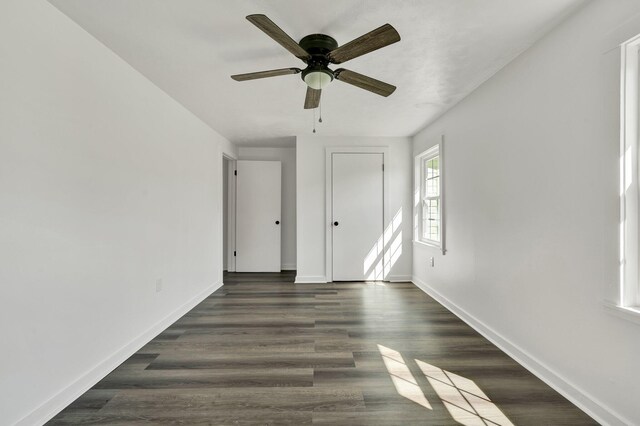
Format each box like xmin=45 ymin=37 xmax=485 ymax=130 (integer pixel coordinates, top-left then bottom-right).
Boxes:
xmin=414 ymin=139 xmax=446 ymax=254
xmin=618 ymin=34 xmax=640 ymax=316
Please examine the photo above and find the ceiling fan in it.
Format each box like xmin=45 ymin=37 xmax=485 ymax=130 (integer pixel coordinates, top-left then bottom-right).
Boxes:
xmin=231 ymin=14 xmax=401 ymax=109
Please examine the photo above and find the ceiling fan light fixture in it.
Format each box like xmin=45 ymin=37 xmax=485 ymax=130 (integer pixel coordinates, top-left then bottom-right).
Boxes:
xmin=304 ymin=70 xmax=333 ymax=90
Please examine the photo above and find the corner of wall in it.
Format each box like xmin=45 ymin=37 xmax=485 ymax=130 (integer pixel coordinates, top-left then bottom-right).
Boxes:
xmin=411 ymin=276 xmax=630 ymax=426
xmin=18 ymin=281 xmax=223 ymax=426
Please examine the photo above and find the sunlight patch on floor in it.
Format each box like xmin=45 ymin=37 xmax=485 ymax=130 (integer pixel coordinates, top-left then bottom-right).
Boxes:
xmin=378 ymin=344 xmax=432 ymax=409
xmin=416 ymin=359 xmax=514 ymax=426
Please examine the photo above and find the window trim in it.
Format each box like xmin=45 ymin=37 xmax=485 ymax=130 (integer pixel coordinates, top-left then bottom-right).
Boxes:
xmin=618 ymin=34 xmax=640 ymax=317
xmin=414 ymin=137 xmax=446 ymax=254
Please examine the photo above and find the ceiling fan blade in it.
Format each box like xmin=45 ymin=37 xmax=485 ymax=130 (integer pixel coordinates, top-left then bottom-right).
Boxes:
xmin=231 ymin=67 xmax=301 ymax=81
xmin=304 ymin=87 xmax=321 ymax=109
xmin=334 ymin=69 xmax=396 ymax=97
xmin=328 ymin=24 xmax=400 ymax=64
xmin=246 ymin=14 xmax=311 ymax=62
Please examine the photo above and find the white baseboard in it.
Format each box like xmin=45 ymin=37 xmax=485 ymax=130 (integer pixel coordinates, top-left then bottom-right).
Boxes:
xmin=387 ymin=275 xmax=412 ymax=282
xmin=18 ymin=281 xmax=223 ymax=426
xmin=411 ymin=276 xmax=628 ymax=426
xmin=281 ymin=264 xmax=297 ymax=271
xmin=295 ymin=275 xmax=327 ymax=284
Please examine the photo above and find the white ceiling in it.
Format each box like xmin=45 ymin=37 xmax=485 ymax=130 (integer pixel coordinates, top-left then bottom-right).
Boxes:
xmin=50 ymin=0 xmax=584 ymax=146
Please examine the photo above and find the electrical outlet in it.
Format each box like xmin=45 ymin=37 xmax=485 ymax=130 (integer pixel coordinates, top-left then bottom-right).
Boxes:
xmin=430 ymin=257 xmax=435 ymax=267
xmin=156 ymin=278 xmax=163 ymax=292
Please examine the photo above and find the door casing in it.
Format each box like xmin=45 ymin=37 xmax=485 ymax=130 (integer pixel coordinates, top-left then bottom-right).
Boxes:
xmin=222 ymin=154 xmax=237 ymax=278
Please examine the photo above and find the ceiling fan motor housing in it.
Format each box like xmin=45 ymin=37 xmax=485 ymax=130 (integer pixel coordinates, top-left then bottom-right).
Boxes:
xmin=299 ymin=33 xmax=338 ymax=56
xmin=299 ymin=34 xmax=338 ymax=85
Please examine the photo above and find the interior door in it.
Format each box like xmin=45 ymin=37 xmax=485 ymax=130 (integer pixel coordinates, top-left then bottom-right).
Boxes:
xmin=332 ymin=153 xmax=384 ymax=281
xmin=236 ymin=160 xmax=281 ymax=272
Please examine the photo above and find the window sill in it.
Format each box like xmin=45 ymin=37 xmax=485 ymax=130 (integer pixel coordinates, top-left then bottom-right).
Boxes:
xmin=412 ymin=239 xmax=446 ymax=254
xmin=602 ymin=301 xmax=640 ymax=325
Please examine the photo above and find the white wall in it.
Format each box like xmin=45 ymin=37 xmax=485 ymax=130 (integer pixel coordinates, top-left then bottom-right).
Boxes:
xmin=412 ymin=1 xmax=640 ymax=424
xmin=0 ymin=1 xmax=235 ymax=424
xmin=296 ymin=136 xmax=412 ymax=282
xmin=238 ymin=147 xmax=297 ymax=270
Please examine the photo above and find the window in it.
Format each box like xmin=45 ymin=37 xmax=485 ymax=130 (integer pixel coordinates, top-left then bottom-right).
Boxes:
xmin=415 ymin=141 xmax=445 ymax=252
xmin=422 ymin=153 xmax=441 ymax=243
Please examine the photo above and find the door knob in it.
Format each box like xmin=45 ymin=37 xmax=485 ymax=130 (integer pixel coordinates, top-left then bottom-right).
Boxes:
xmin=275 ymin=220 xmax=280 ymax=225
xmin=333 ymin=221 xmax=339 ymax=226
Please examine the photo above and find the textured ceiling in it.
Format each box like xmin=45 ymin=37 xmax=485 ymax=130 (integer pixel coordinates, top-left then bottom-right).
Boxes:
xmin=50 ymin=0 xmax=584 ymax=146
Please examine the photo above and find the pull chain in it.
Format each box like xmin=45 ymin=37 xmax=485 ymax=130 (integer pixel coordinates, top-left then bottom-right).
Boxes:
xmin=312 ymin=108 xmax=316 ymax=133
xmin=319 ymin=98 xmax=323 ymax=123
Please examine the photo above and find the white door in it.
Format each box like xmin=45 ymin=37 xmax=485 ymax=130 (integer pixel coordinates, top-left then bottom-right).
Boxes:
xmin=332 ymin=153 xmax=384 ymax=281
xmin=236 ymin=160 xmax=281 ymax=272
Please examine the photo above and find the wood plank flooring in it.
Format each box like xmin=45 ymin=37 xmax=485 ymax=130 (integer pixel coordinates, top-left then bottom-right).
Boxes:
xmin=49 ymin=272 xmax=597 ymax=425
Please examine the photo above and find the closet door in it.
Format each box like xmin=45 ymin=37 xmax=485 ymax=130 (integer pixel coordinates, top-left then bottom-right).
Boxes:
xmin=332 ymin=153 xmax=384 ymax=281
xmin=235 ymin=161 xmax=281 ymax=272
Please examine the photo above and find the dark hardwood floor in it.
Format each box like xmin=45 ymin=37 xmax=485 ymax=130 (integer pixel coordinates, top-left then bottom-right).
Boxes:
xmin=49 ymin=272 xmax=597 ymax=425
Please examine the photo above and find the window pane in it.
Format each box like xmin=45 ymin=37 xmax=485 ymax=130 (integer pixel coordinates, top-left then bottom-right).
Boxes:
xmin=425 ymin=156 xmax=439 ymax=179
xmin=424 ymin=156 xmax=440 ymax=197
xmin=421 ymin=201 xmax=429 ymax=240
xmin=426 ymin=199 xmax=440 ymax=241
xmin=426 ymin=176 xmax=439 ymax=197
